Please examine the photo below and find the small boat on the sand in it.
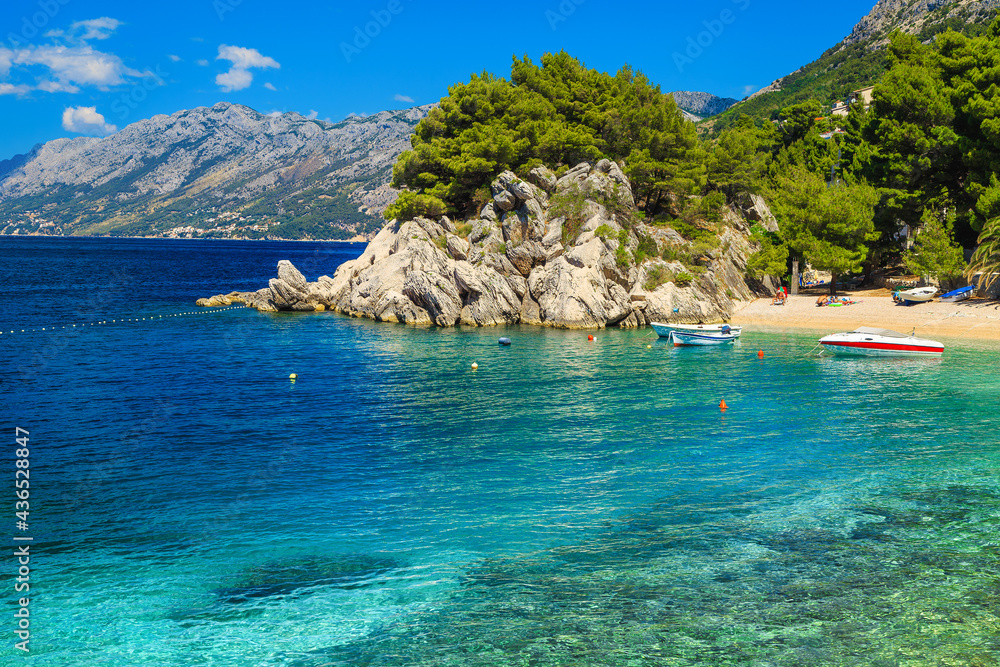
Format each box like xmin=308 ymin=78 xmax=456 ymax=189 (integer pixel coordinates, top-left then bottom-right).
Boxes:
xmin=669 ymin=326 xmax=739 ymax=347
xmin=939 ymin=286 xmax=974 ymax=303
xmin=894 ymin=286 xmax=937 ymax=305
xmin=651 ymin=322 xmax=742 ymax=338
xmin=818 ymin=327 xmax=944 ymax=357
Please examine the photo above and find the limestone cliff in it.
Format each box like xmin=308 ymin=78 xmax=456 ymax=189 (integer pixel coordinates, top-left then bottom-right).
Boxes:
xmin=201 ymin=162 xmax=778 ymax=329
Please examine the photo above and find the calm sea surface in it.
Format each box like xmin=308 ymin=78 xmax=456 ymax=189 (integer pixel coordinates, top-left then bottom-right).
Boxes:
xmin=2 ymin=236 xmax=999 ymax=666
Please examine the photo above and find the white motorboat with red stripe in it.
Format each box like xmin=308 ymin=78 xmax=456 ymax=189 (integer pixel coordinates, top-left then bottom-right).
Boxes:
xmin=818 ymin=327 xmax=943 ymax=357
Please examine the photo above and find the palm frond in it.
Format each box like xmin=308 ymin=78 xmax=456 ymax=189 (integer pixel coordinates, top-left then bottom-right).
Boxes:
xmin=966 ymin=218 xmax=1000 ymax=293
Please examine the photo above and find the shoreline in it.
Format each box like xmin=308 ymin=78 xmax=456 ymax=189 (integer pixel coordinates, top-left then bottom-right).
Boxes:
xmin=732 ymin=294 xmax=1000 ymax=342
xmin=0 ymin=234 xmax=369 ymax=243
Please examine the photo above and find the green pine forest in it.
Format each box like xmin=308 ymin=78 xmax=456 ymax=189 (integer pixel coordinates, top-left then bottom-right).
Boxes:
xmin=389 ymin=21 xmax=1000 ymax=293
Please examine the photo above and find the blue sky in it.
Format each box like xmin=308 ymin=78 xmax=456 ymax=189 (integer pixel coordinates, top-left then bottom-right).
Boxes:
xmin=0 ymin=0 xmax=878 ymax=160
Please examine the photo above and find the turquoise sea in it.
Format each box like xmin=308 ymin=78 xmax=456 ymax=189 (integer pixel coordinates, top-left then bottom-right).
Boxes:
xmin=3 ymin=236 xmax=1000 ymax=666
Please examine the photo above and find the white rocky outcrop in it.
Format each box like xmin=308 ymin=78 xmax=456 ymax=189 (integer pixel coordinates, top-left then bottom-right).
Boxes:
xmin=199 ymin=163 xmax=775 ymax=328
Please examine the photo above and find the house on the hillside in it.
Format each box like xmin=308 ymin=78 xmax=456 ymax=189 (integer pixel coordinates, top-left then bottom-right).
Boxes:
xmin=831 ymin=86 xmax=876 ymax=117
xmin=830 ymin=86 xmax=875 ymax=116
xmin=850 ymin=86 xmax=876 ymax=109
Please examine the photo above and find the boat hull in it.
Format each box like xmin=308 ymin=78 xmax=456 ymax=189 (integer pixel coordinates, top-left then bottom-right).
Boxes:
xmin=896 ymin=287 xmax=937 ymax=304
xmin=939 ymin=286 xmax=973 ymax=303
xmin=819 ymin=341 xmax=943 ymax=357
xmin=670 ymin=331 xmax=738 ymax=346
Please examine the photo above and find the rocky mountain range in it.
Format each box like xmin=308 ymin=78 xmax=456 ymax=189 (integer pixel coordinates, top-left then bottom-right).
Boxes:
xmin=0 ymin=103 xmax=432 ymax=240
xmin=669 ymin=91 xmax=739 ymax=121
xmin=0 ymin=91 xmax=740 ymax=241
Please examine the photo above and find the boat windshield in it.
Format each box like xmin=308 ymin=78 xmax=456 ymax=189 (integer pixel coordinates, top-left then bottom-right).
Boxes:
xmin=853 ymin=327 xmax=908 ymax=338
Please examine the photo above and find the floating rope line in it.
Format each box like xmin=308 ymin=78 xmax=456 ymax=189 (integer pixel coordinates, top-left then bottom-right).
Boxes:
xmin=0 ymin=305 xmax=248 ymax=336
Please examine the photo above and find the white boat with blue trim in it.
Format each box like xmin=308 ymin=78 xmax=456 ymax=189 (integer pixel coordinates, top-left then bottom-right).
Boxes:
xmin=939 ymin=285 xmax=974 ymax=303
xmin=651 ymin=322 xmax=742 ymax=339
xmin=668 ymin=325 xmax=740 ymax=347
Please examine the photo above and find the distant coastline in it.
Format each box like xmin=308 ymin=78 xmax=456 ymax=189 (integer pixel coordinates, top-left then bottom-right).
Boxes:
xmin=0 ymin=233 xmax=369 ymax=243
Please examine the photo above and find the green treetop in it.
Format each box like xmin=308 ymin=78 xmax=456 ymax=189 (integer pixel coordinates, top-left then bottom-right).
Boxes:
xmin=388 ymin=52 xmax=703 ymax=220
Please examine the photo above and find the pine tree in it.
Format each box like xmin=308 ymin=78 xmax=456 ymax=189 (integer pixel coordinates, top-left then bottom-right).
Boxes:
xmin=903 ymin=209 xmax=967 ymax=289
xmin=771 ymin=166 xmax=879 ymax=294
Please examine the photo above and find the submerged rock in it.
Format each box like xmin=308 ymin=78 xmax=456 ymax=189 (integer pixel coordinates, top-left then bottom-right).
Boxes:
xmin=215 ymin=555 xmax=400 ymax=605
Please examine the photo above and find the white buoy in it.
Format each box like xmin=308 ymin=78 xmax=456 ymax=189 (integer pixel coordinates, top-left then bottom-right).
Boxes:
xmin=471 ymin=362 xmax=478 ymax=371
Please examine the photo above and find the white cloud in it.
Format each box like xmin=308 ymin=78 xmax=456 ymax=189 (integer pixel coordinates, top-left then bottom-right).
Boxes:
xmin=168 ymin=54 xmax=182 ymax=62
xmin=196 ymin=59 xmax=209 ymax=67
xmin=62 ymin=106 xmax=118 ymax=136
xmin=215 ymin=44 xmax=280 ymax=92
xmin=14 ymin=45 xmax=131 ymax=89
xmin=394 ymin=94 xmax=414 ymax=103
xmin=36 ymin=80 xmax=80 ymax=93
xmin=217 ymin=45 xmax=279 ymax=70
xmin=305 ymin=110 xmax=318 ymax=120
xmin=742 ymin=85 xmax=756 ymax=96
xmin=216 ymin=68 xmax=253 ymax=92
xmin=70 ymin=18 xmax=122 ymax=42
xmin=267 ymin=111 xmax=283 ymax=117
xmin=263 ymin=82 xmax=276 ymax=91
xmin=0 ymin=83 xmax=31 ymax=96
xmin=0 ymin=20 xmax=150 ymax=95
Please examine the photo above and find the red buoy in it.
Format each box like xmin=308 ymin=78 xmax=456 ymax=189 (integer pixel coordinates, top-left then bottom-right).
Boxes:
xmin=588 ymin=335 xmax=594 ymax=341
xmin=720 ymin=399 xmax=728 ymax=411
xmin=758 ymin=350 xmax=764 ymax=358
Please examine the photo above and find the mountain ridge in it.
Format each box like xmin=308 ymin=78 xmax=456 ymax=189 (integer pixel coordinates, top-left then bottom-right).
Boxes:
xmin=669 ymin=91 xmax=739 ymax=120
xmin=842 ymin=0 xmax=1000 ymax=48
xmin=716 ymin=0 xmax=1000 ymax=128
xmin=0 ymin=102 xmax=433 ymax=240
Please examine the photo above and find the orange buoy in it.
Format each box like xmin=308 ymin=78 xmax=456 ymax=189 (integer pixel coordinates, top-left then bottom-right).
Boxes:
xmin=758 ymin=350 xmax=764 ymax=358
xmin=588 ymin=335 xmax=594 ymax=341
xmin=720 ymin=399 xmax=728 ymax=411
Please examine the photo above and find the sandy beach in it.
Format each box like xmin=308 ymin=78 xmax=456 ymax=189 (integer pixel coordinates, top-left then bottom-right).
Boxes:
xmin=732 ymin=291 xmax=1000 ymax=341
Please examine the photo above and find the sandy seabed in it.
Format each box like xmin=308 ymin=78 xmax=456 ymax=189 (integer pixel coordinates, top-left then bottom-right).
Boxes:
xmin=731 ymin=293 xmax=1000 ymax=341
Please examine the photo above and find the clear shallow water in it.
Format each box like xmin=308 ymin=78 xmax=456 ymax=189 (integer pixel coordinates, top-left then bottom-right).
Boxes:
xmin=2 ymin=236 xmax=1000 ymax=666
